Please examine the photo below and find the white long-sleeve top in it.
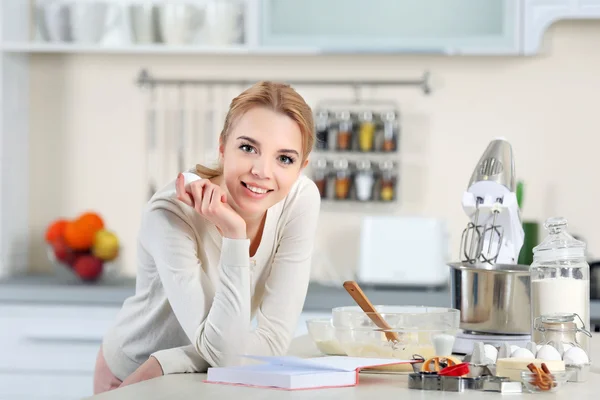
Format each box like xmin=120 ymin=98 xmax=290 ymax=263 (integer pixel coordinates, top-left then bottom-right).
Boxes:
xmin=101 ymin=172 xmax=321 ymax=380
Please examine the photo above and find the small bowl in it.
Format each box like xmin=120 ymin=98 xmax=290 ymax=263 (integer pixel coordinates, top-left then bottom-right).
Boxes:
xmin=306 ymin=318 xmax=346 ymax=356
xmin=520 ymin=370 xmax=571 ymax=393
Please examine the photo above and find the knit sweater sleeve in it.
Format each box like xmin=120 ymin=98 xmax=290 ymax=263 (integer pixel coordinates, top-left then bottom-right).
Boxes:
xmin=140 ymin=205 xmax=252 ymax=374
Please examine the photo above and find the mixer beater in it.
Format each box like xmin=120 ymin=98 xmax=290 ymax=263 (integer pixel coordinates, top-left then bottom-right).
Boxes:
xmin=459 ymin=138 xmax=524 ymax=265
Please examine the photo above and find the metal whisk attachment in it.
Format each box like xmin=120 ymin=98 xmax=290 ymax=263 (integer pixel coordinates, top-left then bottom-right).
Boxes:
xmin=460 ymin=197 xmax=504 ymax=264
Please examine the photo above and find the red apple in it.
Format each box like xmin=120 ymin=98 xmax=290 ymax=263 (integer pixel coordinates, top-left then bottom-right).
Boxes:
xmin=73 ymin=255 xmax=103 ymax=281
xmin=51 ymin=238 xmax=75 ymax=266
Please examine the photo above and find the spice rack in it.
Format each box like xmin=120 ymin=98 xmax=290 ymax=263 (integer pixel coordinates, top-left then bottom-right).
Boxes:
xmin=308 ymin=99 xmax=403 ymax=205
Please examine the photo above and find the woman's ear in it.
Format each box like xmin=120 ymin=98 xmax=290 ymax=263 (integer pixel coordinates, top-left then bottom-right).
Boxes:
xmin=218 ymin=137 xmax=225 ymax=159
xmin=300 ymin=158 xmax=309 ymax=171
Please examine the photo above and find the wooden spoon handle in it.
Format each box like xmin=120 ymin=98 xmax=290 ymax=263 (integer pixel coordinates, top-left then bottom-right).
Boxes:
xmin=343 ymin=281 xmax=400 ymax=341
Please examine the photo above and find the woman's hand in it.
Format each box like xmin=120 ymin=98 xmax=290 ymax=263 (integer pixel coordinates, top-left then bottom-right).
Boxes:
xmin=119 ymin=356 xmax=163 ymax=388
xmin=176 ymin=174 xmax=247 ymax=239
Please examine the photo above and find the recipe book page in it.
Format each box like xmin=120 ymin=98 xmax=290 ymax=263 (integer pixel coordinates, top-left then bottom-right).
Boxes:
xmin=242 ymin=355 xmax=413 ymax=371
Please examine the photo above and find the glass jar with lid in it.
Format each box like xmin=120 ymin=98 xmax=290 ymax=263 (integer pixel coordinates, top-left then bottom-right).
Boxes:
xmin=357 ymin=111 xmax=375 ymax=152
xmin=314 ymin=109 xmax=330 ymax=150
xmin=354 ymin=160 xmax=374 ymax=201
xmin=311 ymin=158 xmax=329 ymax=199
xmin=378 ymin=160 xmax=397 ymax=202
xmin=381 ymin=110 xmax=399 ymax=152
xmin=533 ymin=313 xmax=592 ymax=357
xmin=336 ymin=111 xmax=353 ymax=151
xmin=530 ymin=217 xmax=590 ymax=355
xmin=333 ymin=159 xmax=351 ymax=200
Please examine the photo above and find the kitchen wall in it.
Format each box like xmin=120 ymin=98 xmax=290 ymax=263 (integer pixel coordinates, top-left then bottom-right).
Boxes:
xmin=28 ymin=20 xmax=600 ymax=281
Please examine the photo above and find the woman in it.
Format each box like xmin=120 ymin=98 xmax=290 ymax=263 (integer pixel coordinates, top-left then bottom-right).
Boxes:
xmin=93 ymin=81 xmax=320 ymax=393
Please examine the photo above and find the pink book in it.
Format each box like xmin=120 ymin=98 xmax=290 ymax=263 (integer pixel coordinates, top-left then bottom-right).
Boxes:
xmin=205 ymin=355 xmax=413 ymax=390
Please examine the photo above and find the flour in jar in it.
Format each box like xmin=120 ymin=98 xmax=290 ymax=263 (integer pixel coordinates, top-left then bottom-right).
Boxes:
xmin=531 ymin=278 xmax=590 ymax=350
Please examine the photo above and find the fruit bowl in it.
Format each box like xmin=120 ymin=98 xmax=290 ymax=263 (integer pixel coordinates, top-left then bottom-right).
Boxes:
xmin=45 ymin=211 xmax=121 ymax=283
xmin=47 ymin=243 xmax=120 ymax=283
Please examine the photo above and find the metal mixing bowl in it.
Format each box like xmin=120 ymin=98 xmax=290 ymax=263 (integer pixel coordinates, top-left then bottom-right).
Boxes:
xmin=449 ymin=262 xmax=531 ymax=335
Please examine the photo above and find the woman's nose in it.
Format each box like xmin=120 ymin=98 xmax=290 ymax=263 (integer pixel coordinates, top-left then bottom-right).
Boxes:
xmin=251 ymin=158 xmax=271 ymax=179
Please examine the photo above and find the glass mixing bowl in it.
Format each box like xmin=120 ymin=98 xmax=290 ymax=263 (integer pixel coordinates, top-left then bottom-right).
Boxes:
xmin=305 ymin=318 xmax=346 ymax=356
xmin=332 ymin=305 xmax=460 ymax=362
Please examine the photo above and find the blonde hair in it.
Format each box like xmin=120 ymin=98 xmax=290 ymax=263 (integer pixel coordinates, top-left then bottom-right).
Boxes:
xmin=195 ymin=81 xmax=315 ymax=179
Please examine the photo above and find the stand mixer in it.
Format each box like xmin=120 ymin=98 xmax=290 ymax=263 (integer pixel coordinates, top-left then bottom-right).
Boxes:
xmin=460 ymin=138 xmax=525 ymax=265
xmin=450 ymin=138 xmax=531 ymax=354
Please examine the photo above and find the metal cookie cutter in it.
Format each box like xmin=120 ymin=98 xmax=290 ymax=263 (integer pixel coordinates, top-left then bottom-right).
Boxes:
xmin=482 ymin=376 xmax=522 ymax=393
xmin=408 ymin=373 xmax=484 ymax=392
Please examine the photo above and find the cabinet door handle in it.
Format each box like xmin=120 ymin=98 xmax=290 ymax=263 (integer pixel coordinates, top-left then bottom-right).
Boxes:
xmin=23 ymin=333 xmax=103 ymax=344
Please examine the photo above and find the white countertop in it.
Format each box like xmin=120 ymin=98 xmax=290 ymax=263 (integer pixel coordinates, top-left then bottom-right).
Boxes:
xmin=85 ymin=334 xmax=600 ymax=399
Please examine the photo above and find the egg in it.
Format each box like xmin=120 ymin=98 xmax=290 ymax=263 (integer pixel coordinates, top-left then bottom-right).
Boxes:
xmin=536 ymin=344 xmax=562 ymax=361
xmin=562 ymin=343 xmax=573 ymax=354
xmin=536 ymin=344 xmax=543 ymax=353
xmin=563 ymin=347 xmax=589 ymax=365
xmin=511 ymin=348 xmax=535 ymax=359
xmin=510 ymin=345 xmax=520 ymax=354
xmin=483 ymin=344 xmax=499 ymax=363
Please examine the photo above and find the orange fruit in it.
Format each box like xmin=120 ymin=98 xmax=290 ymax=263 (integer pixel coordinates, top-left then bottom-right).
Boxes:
xmin=77 ymin=212 xmax=104 ymax=233
xmin=63 ymin=219 xmax=97 ymax=251
xmin=45 ymin=219 xmax=69 ymax=243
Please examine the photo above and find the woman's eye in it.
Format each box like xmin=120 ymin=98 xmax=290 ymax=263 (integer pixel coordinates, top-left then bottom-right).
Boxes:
xmin=279 ymin=155 xmax=294 ymax=165
xmin=240 ymin=144 xmax=256 ymax=153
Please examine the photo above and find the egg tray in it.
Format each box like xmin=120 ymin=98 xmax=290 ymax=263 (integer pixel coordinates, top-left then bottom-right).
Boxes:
xmin=408 ymin=373 xmax=522 ymax=393
xmin=566 ymin=363 xmax=591 ymax=382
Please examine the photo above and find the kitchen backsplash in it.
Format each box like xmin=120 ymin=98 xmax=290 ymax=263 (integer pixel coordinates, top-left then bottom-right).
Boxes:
xmin=27 ymin=20 xmax=600 ymax=281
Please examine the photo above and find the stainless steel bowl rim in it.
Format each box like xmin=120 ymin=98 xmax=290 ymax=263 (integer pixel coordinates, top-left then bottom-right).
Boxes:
xmin=448 ymin=261 xmax=530 ymax=274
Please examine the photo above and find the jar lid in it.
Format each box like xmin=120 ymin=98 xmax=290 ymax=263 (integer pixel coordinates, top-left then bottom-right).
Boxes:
xmin=379 ymin=160 xmax=395 ymax=171
xmin=336 ymin=110 xmax=351 ymax=120
xmin=312 ymin=158 xmax=327 ymax=170
xmin=541 ymin=313 xmax=577 ymax=324
xmin=355 ymin=160 xmax=372 ymax=170
xmin=315 ymin=109 xmax=329 ymax=119
xmin=333 ymin=159 xmax=349 ymax=170
xmin=532 ymin=217 xmax=586 ymax=260
xmin=359 ymin=111 xmax=373 ymax=121
xmin=381 ymin=110 xmax=398 ymax=121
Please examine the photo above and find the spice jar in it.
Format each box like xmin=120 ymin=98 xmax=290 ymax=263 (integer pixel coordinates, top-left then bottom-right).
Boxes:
xmin=381 ymin=110 xmax=399 ymax=152
xmin=336 ymin=111 xmax=352 ymax=151
xmin=378 ymin=160 xmax=396 ymax=201
xmin=354 ymin=160 xmax=374 ymax=201
xmin=358 ymin=111 xmax=375 ymax=152
xmin=530 ymin=217 xmax=591 ymax=356
xmin=314 ymin=109 xmax=330 ymax=150
xmin=333 ymin=159 xmax=351 ymax=200
xmin=311 ymin=158 xmax=328 ymax=198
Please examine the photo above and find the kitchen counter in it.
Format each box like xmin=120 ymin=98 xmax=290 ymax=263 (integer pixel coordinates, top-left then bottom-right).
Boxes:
xmin=0 ymin=273 xmax=451 ymax=310
xmin=85 ymin=334 xmax=600 ymax=400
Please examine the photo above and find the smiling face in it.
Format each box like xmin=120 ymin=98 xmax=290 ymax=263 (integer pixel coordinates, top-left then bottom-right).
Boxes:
xmin=219 ymin=106 xmax=308 ymax=218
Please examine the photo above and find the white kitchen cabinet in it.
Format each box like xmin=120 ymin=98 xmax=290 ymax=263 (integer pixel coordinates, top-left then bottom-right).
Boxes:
xmin=0 ymin=304 xmax=120 ymax=400
xmin=0 ymin=302 xmax=326 ymax=400
xmin=258 ymin=0 xmax=521 ymax=55
xmin=523 ymin=0 xmax=600 ymax=54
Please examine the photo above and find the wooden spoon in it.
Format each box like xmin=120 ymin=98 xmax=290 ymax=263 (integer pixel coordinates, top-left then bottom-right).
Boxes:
xmin=343 ymin=281 xmax=401 ymax=342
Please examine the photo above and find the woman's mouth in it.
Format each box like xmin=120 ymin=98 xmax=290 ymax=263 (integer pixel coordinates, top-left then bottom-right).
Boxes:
xmin=241 ymin=182 xmax=273 ymax=197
